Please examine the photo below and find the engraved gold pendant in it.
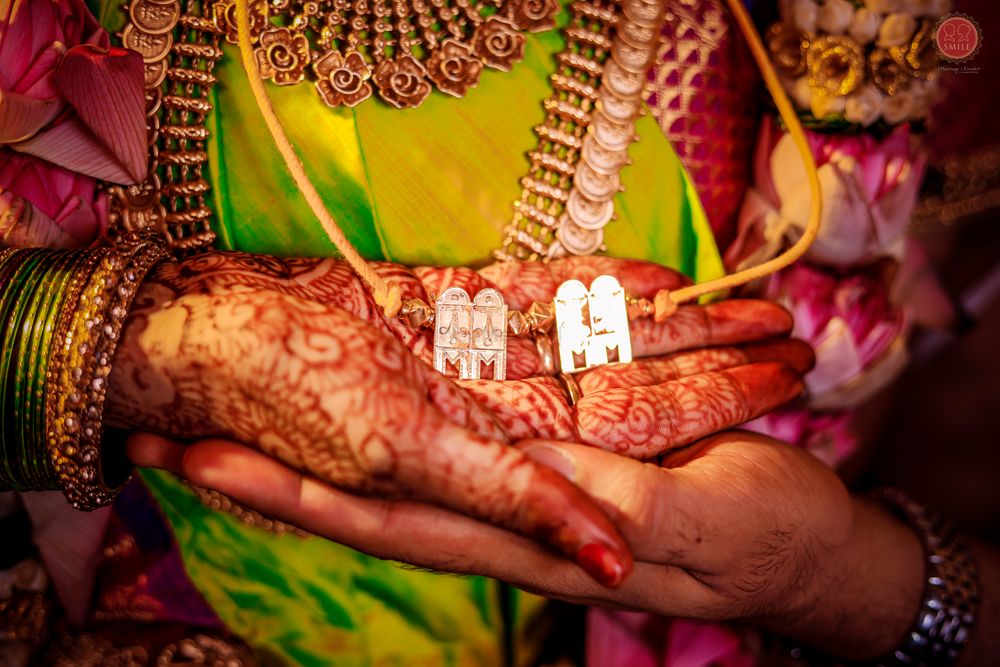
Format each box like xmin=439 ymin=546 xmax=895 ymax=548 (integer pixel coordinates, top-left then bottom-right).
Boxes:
xmin=554 ymin=275 xmax=632 ymax=373
xmin=431 ymin=275 xmax=633 ymax=380
xmin=433 ymin=287 xmax=508 ymax=381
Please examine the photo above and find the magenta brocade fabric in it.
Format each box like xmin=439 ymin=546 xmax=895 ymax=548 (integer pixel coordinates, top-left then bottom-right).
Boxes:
xmin=646 ymin=0 xmax=761 ymax=249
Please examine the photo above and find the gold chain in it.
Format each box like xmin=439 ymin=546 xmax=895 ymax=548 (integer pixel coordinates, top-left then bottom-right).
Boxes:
xmin=497 ymin=0 xmax=666 ymax=261
xmin=109 ymin=0 xmax=222 ymax=253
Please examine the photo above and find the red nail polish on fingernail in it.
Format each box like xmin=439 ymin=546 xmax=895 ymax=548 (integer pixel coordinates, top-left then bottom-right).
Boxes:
xmin=577 ymin=542 xmax=625 ymax=587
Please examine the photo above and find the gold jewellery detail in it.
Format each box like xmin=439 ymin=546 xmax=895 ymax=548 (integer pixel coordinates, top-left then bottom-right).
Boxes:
xmin=767 ymin=18 xmax=939 ymax=104
xmin=215 ymin=0 xmax=560 ymax=109
xmin=46 ymin=240 xmax=170 ymax=510
xmin=109 ymin=0 xmax=223 ymax=254
xmin=496 ymin=0 xmax=666 ymax=261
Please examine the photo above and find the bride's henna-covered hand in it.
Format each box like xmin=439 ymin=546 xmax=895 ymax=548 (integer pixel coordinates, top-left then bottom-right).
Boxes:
xmin=108 ymin=251 xmax=810 ymax=584
xmin=107 ymin=259 xmax=630 ymax=585
xmin=111 ymin=252 xmax=812 ymax=455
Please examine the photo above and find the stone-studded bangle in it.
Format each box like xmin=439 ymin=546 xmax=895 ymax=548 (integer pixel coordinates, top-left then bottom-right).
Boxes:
xmin=44 ymin=238 xmax=171 ymax=511
xmin=873 ymin=488 xmax=980 ymax=666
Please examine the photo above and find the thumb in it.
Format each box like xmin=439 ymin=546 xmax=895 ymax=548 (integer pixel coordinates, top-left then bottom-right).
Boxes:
xmin=518 ymin=440 xmax=696 ymax=566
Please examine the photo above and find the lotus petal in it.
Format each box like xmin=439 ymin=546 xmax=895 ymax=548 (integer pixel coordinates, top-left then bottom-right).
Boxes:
xmin=0 ymin=188 xmax=80 ymax=248
xmin=0 ymin=88 xmax=63 ymax=143
xmin=12 ymin=114 xmax=136 ymax=183
xmin=53 ymin=45 xmax=146 ymax=182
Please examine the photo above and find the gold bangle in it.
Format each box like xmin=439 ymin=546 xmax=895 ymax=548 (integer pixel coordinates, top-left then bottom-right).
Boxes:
xmin=46 ymin=238 xmax=170 ymax=511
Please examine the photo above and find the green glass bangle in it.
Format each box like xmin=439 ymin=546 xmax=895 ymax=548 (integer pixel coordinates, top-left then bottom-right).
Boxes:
xmin=0 ymin=250 xmax=47 ymax=489
xmin=0 ymin=249 xmax=24 ymax=490
xmin=15 ymin=251 xmax=64 ymax=486
xmin=18 ymin=252 xmax=64 ymax=489
xmin=5 ymin=253 xmax=57 ymax=489
xmin=22 ymin=252 xmax=77 ymax=488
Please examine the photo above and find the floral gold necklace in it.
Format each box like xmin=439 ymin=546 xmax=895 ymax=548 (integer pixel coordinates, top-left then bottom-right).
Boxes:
xmin=210 ymin=0 xmax=561 ymax=109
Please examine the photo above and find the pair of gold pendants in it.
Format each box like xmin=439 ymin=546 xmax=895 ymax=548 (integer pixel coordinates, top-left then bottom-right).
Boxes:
xmin=433 ymin=275 xmax=633 ymax=381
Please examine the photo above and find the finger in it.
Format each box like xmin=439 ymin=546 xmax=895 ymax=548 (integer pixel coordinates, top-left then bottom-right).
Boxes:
xmin=574 ymin=362 xmax=804 ymax=458
xmin=578 ymin=339 xmax=815 ymax=393
xmin=631 ymin=300 xmax=794 ymax=358
xmin=424 ymin=372 xmax=508 ymax=441
xmin=397 ymin=419 xmax=633 ymax=586
xmin=183 ymin=440 xmax=631 ymax=585
xmin=126 ymin=432 xmax=187 ymax=473
xmin=179 ymin=439 xmax=708 ymax=614
xmin=458 ymin=376 xmax=577 ymax=441
xmin=518 ymin=441 xmax=714 ymax=569
xmin=182 ymin=437 xmax=566 ymax=573
xmin=412 ymin=265 xmax=493 ymax=302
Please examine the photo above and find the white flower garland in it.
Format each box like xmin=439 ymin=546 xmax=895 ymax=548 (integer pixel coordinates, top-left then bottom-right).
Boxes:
xmin=775 ymin=0 xmax=953 ymax=126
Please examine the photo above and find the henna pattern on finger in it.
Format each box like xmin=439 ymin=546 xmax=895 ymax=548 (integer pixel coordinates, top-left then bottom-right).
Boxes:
xmin=578 ymin=347 xmax=754 ymax=393
xmin=413 ymin=266 xmax=493 ymax=303
xmin=459 ymin=377 xmax=576 ymax=441
xmin=573 ymin=363 xmax=804 ymax=457
xmin=631 ymin=301 xmax=794 ymax=358
xmin=578 ymin=339 xmax=816 ymax=393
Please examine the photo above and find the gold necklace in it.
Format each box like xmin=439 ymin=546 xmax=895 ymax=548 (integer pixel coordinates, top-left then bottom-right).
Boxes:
xmin=209 ymin=0 xmax=561 ymax=109
xmin=111 ymin=0 xmax=657 ymax=263
xmin=497 ymin=0 xmax=664 ymax=261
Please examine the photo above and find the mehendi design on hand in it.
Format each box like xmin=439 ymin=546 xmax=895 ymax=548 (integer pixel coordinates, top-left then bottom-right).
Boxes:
xmin=108 ymin=251 xmax=812 ymax=486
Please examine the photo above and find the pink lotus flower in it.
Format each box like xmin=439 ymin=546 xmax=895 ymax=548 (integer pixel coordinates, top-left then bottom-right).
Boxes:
xmin=587 ymin=610 xmax=758 ymax=667
xmin=728 ymin=117 xmax=925 ymax=268
xmin=765 ymin=262 xmax=909 ymax=408
xmin=0 ymin=148 xmax=108 ymax=246
xmin=0 ymin=0 xmax=147 ymax=184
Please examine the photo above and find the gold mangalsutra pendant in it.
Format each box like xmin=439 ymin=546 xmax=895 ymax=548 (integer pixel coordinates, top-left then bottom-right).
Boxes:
xmin=433 ymin=287 xmax=508 ymax=381
xmin=554 ymin=275 xmax=633 ymax=373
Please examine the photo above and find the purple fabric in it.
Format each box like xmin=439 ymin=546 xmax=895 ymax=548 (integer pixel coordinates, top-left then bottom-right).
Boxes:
xmin=92 ymin=478 xmax=221 ymax=628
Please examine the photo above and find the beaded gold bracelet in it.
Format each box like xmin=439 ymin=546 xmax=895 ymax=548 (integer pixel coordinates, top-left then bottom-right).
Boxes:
xmin=0 ymin=239 xmax=170 ymax=510
xmin=47 ymin=239 xmax=170 ymax=510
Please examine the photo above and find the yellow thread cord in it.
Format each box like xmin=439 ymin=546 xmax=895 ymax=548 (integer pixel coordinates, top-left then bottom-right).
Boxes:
xmin=234 ymin=0 xmax=402 ymax=317
xmin=654 ymin=0 xmax=823 ymax=319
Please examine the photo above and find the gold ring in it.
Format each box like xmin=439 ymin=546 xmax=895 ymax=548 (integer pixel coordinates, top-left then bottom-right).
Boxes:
xmin=556 ymin=372 xmax=583 ymax=407
xmin=535 ymin=333 xmax=557 ymax=375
